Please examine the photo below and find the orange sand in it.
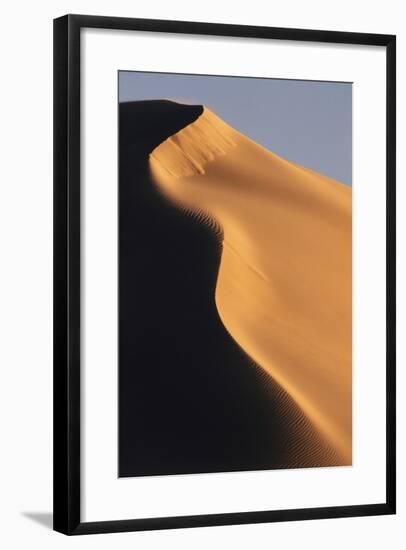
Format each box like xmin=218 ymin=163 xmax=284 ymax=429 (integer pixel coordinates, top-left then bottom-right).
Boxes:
xmin=150 ymin=107 xmax=352 ymax=464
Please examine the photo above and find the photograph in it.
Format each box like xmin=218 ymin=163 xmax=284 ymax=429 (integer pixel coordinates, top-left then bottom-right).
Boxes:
xmin=118 ymin=71 xmax=353 ymax=477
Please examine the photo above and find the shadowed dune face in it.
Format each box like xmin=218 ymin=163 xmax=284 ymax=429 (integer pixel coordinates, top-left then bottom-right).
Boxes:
xmin=150 ymin=105 xmax=352 ymax=465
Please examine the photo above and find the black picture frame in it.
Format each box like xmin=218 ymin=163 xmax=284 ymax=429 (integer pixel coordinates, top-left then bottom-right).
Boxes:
xmin=53 ymin=14 xmax=396 ymax=535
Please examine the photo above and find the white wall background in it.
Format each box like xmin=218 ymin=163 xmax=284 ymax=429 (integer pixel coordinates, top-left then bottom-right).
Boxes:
xmin=0 ymin=0 xmax=403 ymax=548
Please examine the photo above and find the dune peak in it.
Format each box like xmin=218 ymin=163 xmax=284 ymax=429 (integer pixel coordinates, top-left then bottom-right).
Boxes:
xmin=150 ymin=107 xmax=237 ymax=178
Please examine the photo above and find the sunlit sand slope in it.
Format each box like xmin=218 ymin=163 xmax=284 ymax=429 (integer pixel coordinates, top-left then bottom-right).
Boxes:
xmin=150 ymin=107 xmax=352 ymax=465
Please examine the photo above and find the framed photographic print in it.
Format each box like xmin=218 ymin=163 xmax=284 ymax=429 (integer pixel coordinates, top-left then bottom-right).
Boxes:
xmin=53 ymin=14 xmax=396 ymax=535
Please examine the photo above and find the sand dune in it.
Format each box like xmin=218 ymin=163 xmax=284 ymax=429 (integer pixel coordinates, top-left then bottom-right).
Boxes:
xmin=150 ymin=106 xmax=352 ymax=465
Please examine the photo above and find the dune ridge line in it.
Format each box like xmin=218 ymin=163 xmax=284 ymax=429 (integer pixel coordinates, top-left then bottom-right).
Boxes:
xmin=150 ymin=108 xmax=237 ymax=178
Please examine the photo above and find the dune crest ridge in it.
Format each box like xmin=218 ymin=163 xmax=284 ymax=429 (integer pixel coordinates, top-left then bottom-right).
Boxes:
xmin=150 ymin=108 xmax=237 ymax=178
xmin=150 ymin=106 xmax=352 ymax=465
